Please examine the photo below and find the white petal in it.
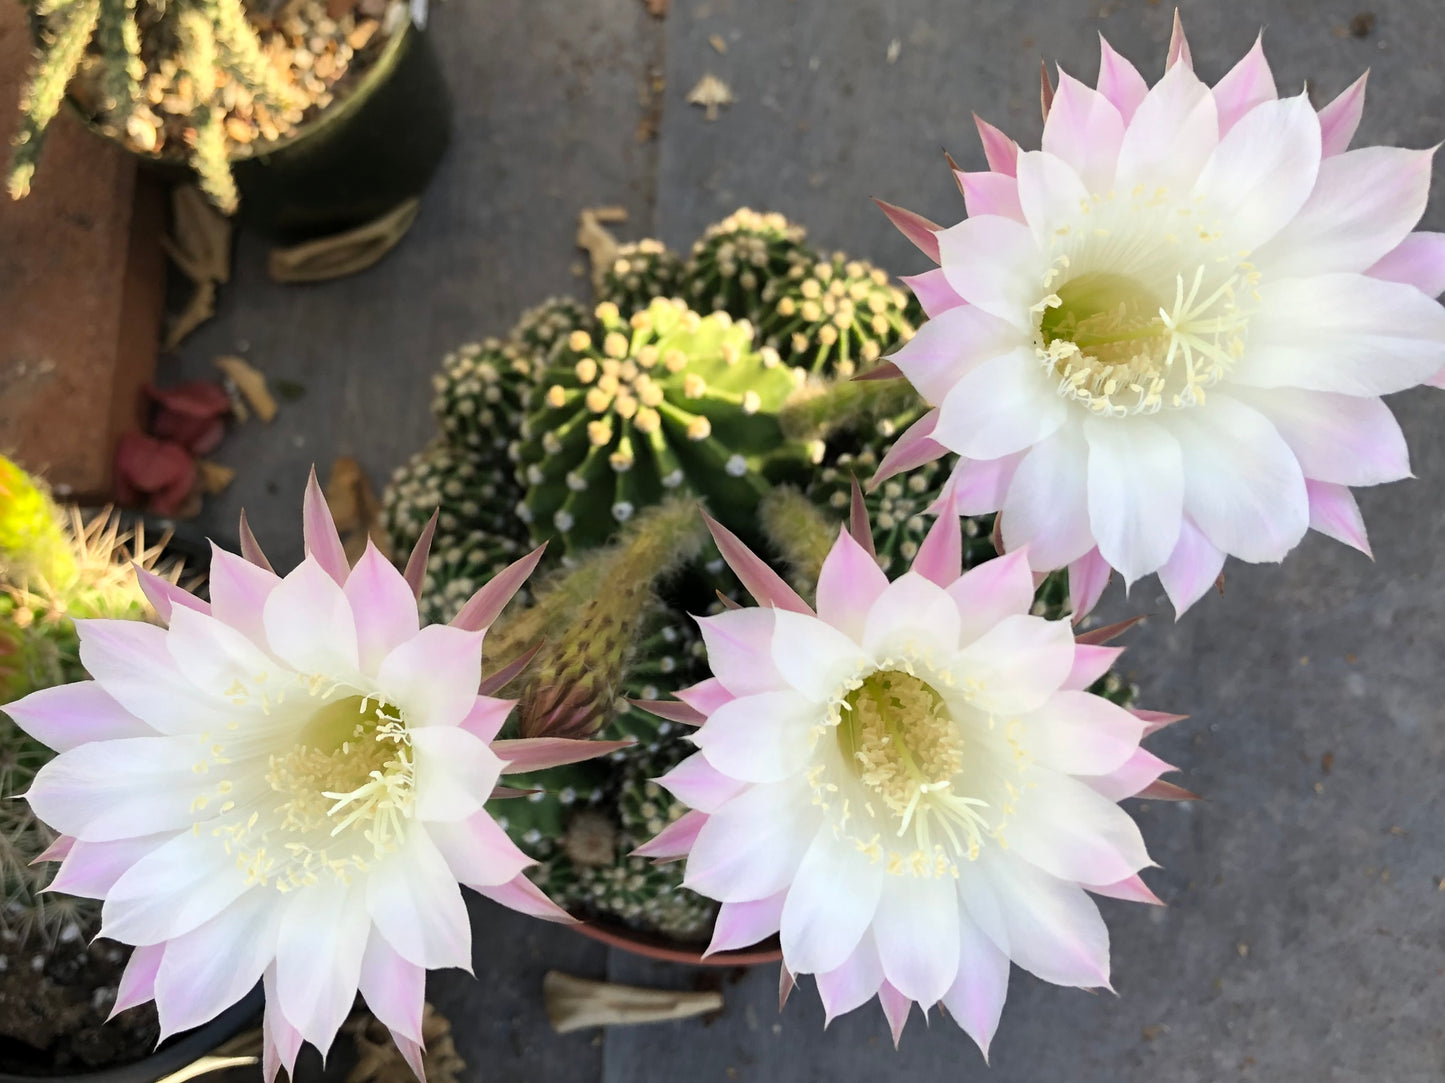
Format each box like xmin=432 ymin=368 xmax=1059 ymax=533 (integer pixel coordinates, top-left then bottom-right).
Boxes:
xmin=937 ymin=216 xmax=1044 ymax=332
xmin=861 ymin=572 xmax=962 ymax=661
xmin=1040 ymin=73 xmax=1124 ymax=192
xmin=1082 ymin=418 xmax=1184 ymax=584
xmin=1172 ymin=393 xmax=1309 ymax=563
xmin=75 ymin=620 xmax=235 ymax=734
xmin=165 ymin=606 xmax=281 ymax=704
xmin=276 ymin=879 xmax=372 ymax=1050
xmin=1256 ymin=147 xmax=1434 ymax=278
xmin=976 ymin=851 xmax=1111 ymax=988
xmin=1116 ymin=61 xmax=1218 ymax=192
xmin=359 ymin=931 xmax=426 ymax=1044
xmin=815 ymin=531 xmax=889 ymax=642
xmin=1192 ymin=93 xmax=1321 ymax=250
xmin=889 ymin=303 xmax=1024 ymax=406
xmin=1000 ymin=424 xmax=1094 ymax=568
xmin=1022 ymin=690 xmax=1145 ymax=775
xmin=1237 ymin=273 xmax=1445 ymax=396
xmin=872 ymin=873 xmax=960 ymax=1007
xmin=3 ymin=681 xmax=153 ymax=752
xmin=154 ymin=888 xmax=278 ymax=1038
xmin=102 ymin=830 xmax=253 ymax=945
xmin=263 ymin=558 xmax=361 ymax=684
xmin=770 ymin=608 xmax=866 ymax=703
xmin=684 ymin=782 xmax=818 ymax=903
xmin=935 ymin=348 xmax=1068 ymax=460
xmin=427 ymin=811 xmax=532 ymax=888
xmin=814 ymin=931 xmax=886 ymax=1024
xmin=207 ymin=547 xmax=281 ymax=649
xmin=1015 ymin=150 xmax=1091 ymax=247
xmin=344 ymin=543 xmax=422 ymax=676
xmin=954 ymin=614 xmax=1075 ymax=716
xmin=945 ymin=549 xmax=1035 ymax=647
xmin=365 ymin=827 xmax=471 ymax=969
xmin=693 ymin=689 xmax=819 ymax=784
xmin=411 ymin=727 xmax=504 ymax=821
xmin=1231 ymin=386 xmax=1409 ymax=486
xmin=779 ymin=827 xmax=883 ymax=974
xmin=1004 ymin=770 xmax=1151 ymax=885
xmin=1157 ymin=518 xmax=1226 ymax=616
xmin=695 ymin=608 xmax=786 ymax=697
xmin=376 ymin=624 xmax=485 ymax=728
xmin=939 ymin=913 xmax=1011 ymax=1060
xmin=27 ymin=736 xmax=205 ymax=841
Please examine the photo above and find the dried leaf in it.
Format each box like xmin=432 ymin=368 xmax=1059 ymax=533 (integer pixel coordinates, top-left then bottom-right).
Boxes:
xmin=346 ymin=1004 xmax=464 ymax=1083
xmin=643 ymin=0 xmax=668 ymax=15
xmin=214 ymin=356 xmax=278 ymax=423
xmin=167 ymin=184 xmax=233 ymax=285
xmin=543 ymin=971 xmax=724 ymax=1034
xmin=687 ymin=73 xmax=734 ymax=121
xmin=268 ymin=198 xmax=421 ymax=283
xmin=709 ymin=33 xmax=727 ymax=54
xmin=576 ymin=208 xmax=623 ymax=294
xmin=163 ymin=280 xmax=217 ymax=351
xmin=196 ymin=460 xmax=236 ymax=495
xmin=326 ymin=456 xmax=387 ymax=563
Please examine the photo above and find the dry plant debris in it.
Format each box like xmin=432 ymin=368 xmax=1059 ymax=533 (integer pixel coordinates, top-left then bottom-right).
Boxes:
xmin=214 ymin=356 xmax=278 ymax=422
xmin=543 ymin=970 xmax=724 ymax=1034
xmin=576 ymin=206 xmax=628 ymax=292
xmin=687 ymin=73 xmax=734 ymax=120
xmin=163 ymin=185 xmax=234 ymax=349
xmin=326 ymin=456 xmax=388 ymax=563
xmin=346 ymin=1003 xmax=465 ymax=1083
xmin=643 ymin=0 xmax=669 ymax=16
xmin=267 ymin=198 xmax=422 ymax=283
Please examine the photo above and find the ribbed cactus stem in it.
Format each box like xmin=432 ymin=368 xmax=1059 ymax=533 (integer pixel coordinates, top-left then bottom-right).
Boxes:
xmin=500 ymin=498 xmax=708 ymax=739
xmin=778 ymin=374 xmax=921 ymax=443
xmin=206 ymin=0 xmax=297 ymax=110
xmin=0 ymin=457 xmax=77 ymax=592
xmin=7 ymin=0 xmax=102 ymax=199
xmin=94 ymin=0 xmax=143 ymax=115
xmin=759 ymin=487 xmax=835 ymax=598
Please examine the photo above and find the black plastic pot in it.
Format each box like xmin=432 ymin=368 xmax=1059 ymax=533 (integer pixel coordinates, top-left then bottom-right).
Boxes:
xmin=231 ymin=20 xmax=452 ymax=244
xmin=0 ymin=987 xmax=262 ymax=1083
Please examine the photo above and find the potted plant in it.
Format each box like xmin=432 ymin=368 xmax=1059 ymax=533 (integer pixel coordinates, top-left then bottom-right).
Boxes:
xmin=0 ymin=456 xmax=259 ymax=1081
xmin=377 ymin=211 xmax=1140 ymax=966
xmin=8 ymin=0 xmax=449 ymax=240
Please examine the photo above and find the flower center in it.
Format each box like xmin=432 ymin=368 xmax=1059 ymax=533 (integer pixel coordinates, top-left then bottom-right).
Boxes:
xmin=1031 ymin=191 xmax=1259 ymax=416
xmin=214 ymin=691 xmax=416 ymax=892
xmin=829 ymin=668 xmax=989 ymax=874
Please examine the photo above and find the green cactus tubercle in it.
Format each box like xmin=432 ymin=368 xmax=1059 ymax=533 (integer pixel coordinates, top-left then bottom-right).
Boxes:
xmin=514 ymin=298 xmax=806 ymax=553
xmin=600 ymin=239 xmax=684 ymax=318
xmin=681 ymin=208 xmax=813 ymax=324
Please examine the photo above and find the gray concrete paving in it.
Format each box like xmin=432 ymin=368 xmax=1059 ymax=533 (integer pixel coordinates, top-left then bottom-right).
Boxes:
xmin=173 ymin=0 xmax=1445 ymax=1079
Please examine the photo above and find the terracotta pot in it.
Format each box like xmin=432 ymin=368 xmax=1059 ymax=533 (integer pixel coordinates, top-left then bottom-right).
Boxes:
xmin=569 ymin=919 xmax=782 ymax=967
xmin=0 ymin=986 xmax=261 ymax=1083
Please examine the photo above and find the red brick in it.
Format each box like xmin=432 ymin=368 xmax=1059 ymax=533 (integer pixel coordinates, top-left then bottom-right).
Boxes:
xmin=0 ymin=2 xmax=164 ymax=500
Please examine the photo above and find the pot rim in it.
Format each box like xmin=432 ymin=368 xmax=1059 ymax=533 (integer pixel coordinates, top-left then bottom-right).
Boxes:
xmin=568 ymin=918 xmax=782 ymax=967
xmin=0 ymin=986 xmax=261 ymax=1083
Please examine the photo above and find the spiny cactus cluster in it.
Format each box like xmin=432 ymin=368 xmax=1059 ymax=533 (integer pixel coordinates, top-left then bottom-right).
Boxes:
xmin=11 ymin=0 xmax=399 ymax=212
xmin=386 ymin=209 xmax=1141 ymax=945
xmin=0 ymin=458 xmax=178 ymax=944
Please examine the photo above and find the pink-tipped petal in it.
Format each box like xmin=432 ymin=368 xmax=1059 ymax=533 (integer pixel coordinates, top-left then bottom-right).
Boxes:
xmin=973 ymin=114 xmax=1019 ymax=176
xmin=673 ymin=677 xmax=737 ymax=717
xmin=430 ymin=812 xmax=533 ymax=888
xmin=958 ymin=170 xmax=1024 ymax=221
xmin=3 ymin=681 xmax=153 ymax=752
xmin=634 ymin=808 xmax=708 ymax=860
xmin=359 ymin=932 xmax=425 ymax=1044
xmin=206 ymin=545 xmax=280 ymax=646
xmin=1096 ymin=34 xmax=1148 ymax=122
xmin=1306 ymin=480 xmax=1372 ymax=557
xmin=1085 ymin=873 xmax=1164 ymax=906
xmin=475 ymin=871 xmax=576 ymax=923
xmin=1042 ymin=71 xmax=1125 ymax=191
xmin=1064 ymin=644 xmax=1123 ymax=692
xmin=451 ymin=544 xmax=547 ymax=632
xmin=303 ymin=466 xmax=350 ymax=585
xmin=702 ymin=513 xmax=814 ymax=615
xmin=911 ymin=505 xmax=961 ymax=587
xmin=32 ymin=834 xmax=74 ymax=864
xmin=873 ymin=198 xmax=942 ymax=263
xmin=1080 ymin=747 xmax=1174 ymax=802
xmin=658 ymin=753 xmax=746 ymax=813
xmin=878 ymin=981 xmax=913 ymax=1047
xmin=1318 ymin=71 xmax=1368 ymax=157
xmin=393 ymin=1033 xmax=428 ymax=1083
xmin=237 ymin=510 xmax=275 ymax=573
xmin=491 ymin=737 xmax=633 ymax=773
xmin=816 ymin=527 xmax=889 ymax=639
xmin=1368 ymin=231 xmax=1445 ymax=298
xmin=260 ymin=975 xmax=304 ymax=1083
xmin=1157 ymin=518 xmax=1226 ymax=618
xmin=1166 ymin=9 xmax=1192 ymax=72
xmin=458 ymin=695 xmax=515 ymax=743
xmin=346 ymin=541 xmax=421 ymax=674
xmin=133 ymin=566 xmax=208 ymax=624
xmin=1211 ymin=34 xmax=1276 ymax=134
xmin=48 ymin=833 xmax=167 ymax=898
xmin=939 ymin=914 xmax=1011 ymax=1061
xmin=1067 ymin=549 xmax=1111 ymax=621
xmin=945 ymin=548 xmax=1035 ymax=646
xmin=873 ymin=410 xmax=948 ymax=488
xmin=403 ymin=510 xmax=439 ymax=603
xmin=110 ymin=943 xmax=164 ymax=1018
xmin=901 ymin=268 xmax=966 ymax=319
xmin=706 ymin=891 xmax=786 ymax=957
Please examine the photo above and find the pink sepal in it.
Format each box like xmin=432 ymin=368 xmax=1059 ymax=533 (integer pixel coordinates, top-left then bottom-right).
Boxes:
xmin=303 ymin=466 xmax=350 ymax=585
xmin=632 ymin=809 xmax=707 ymax=860
xmin=703 ymin=513 xmax=814 ymax=615
xmin=873 ymin=199 xmax=942 ymax=263
xmin=451 ymin=544 xmax=547 ymax=632
xmin=492 ymin=737 xmax=634 ymax=773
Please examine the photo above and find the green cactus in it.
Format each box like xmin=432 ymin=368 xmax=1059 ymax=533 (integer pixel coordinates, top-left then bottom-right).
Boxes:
xmin=599 ymin=239 xmax=684 ymax=317
xmin=430 ymin=338 xmax=540 ymax=464
xmin=379 ymin=441 xmax=533 ymax=625
xmin=760 ymin=253 xmax=920 ymax=378
xmin=682 ymin=208 xmax=813 ymax=323
xmin=510 ymin=296 xmax=594 ymax=368
xmin=513 ymin=298 xmax=806 ymax=553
